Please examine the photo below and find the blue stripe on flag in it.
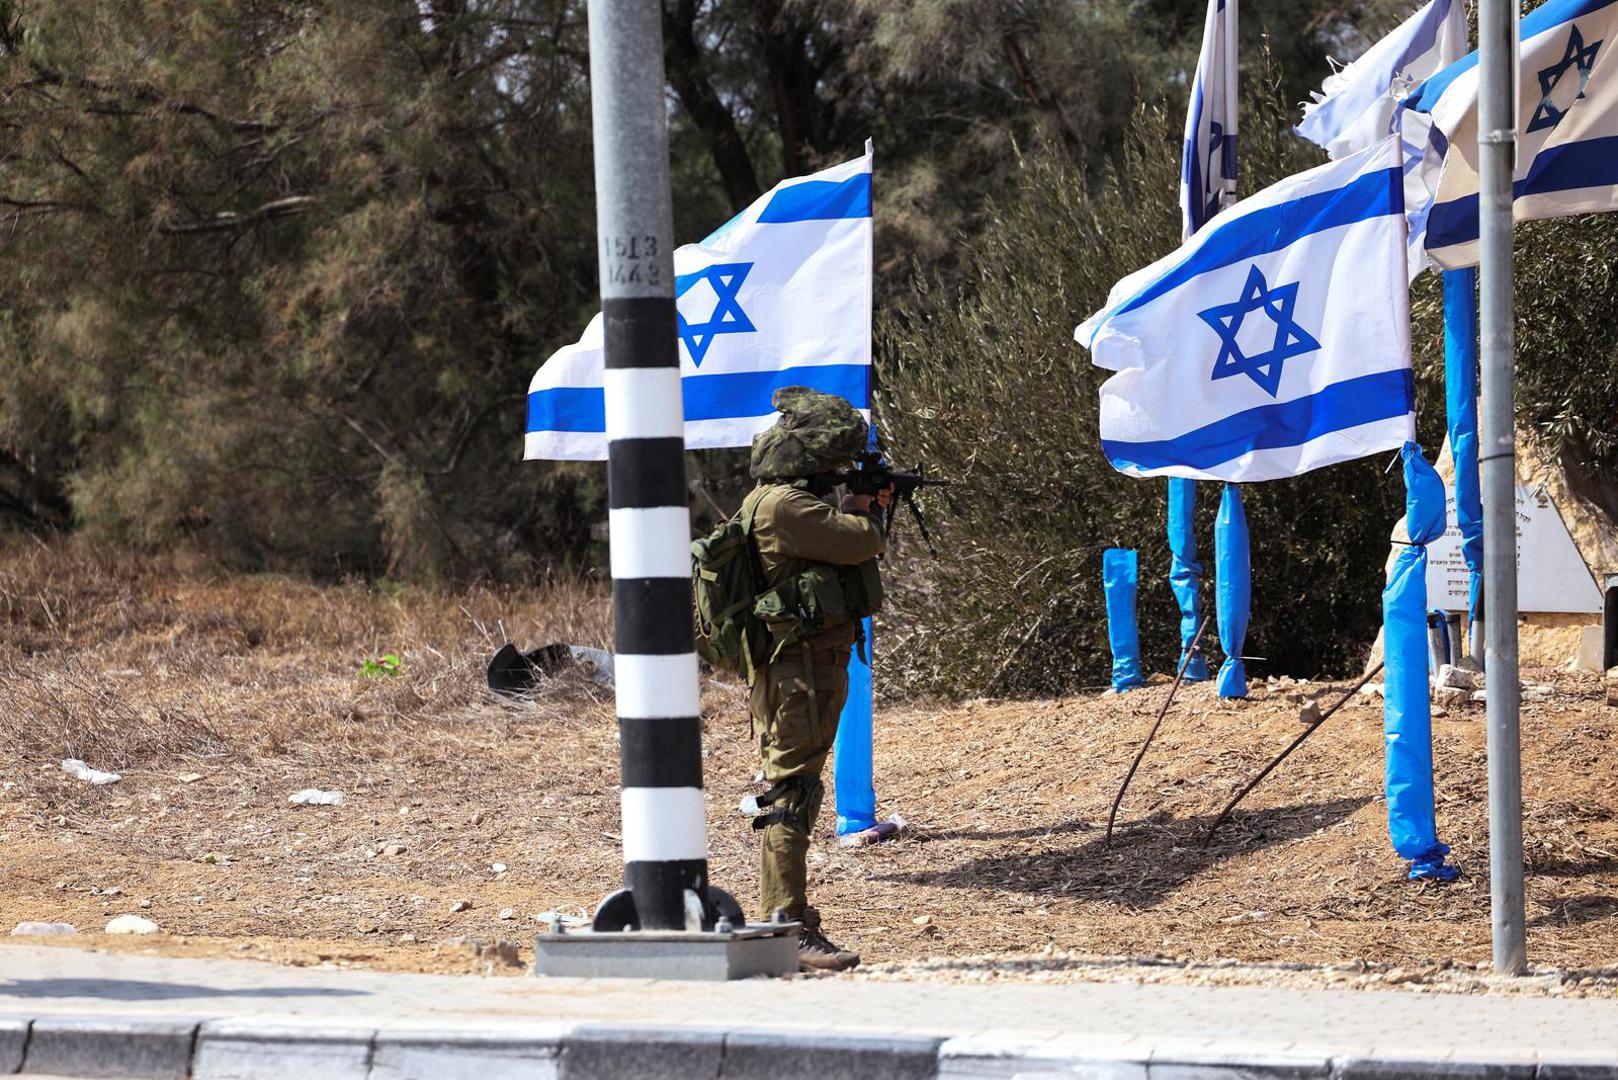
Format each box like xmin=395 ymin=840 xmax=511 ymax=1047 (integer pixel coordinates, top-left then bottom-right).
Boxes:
xmin=757 ymin=174 xmax=872 ymax=223
xmin=1183 ymin=84 xmax=1208 ymax=234
xmin=1405 ymin=0 xmax=1618 ymax=113
xmin=1112 ymin=167 xmax=1404 ymax=319
xmin=527 ymin=386 xmax=605 ymax=433
xmin=683 ymin=363 xmax=870 ymax=418
xmin=1426 ymin=135 xmax=1618 ymax=249
xmin=526 ymin=363 xmax=871 ymax=435
xmin=1100 ymin=369 xmax=1415 ymax=472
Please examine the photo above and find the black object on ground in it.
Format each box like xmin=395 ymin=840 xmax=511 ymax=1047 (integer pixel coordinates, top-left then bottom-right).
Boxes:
xmin=486 ymin=643 xmax=573 ymax=697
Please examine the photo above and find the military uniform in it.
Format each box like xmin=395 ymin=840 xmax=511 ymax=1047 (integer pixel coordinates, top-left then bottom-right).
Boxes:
xmin=742 ymin=481 xmax=884 ymax=920
xmin=738 ymin=387 xmax=885 ymax=970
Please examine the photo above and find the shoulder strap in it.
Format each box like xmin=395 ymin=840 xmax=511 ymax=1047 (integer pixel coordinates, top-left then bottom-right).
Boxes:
xmin=738 ymin=487 xmax=770 ymax=588
xmin=739 ymin=487 xmax=765 ymax=535
xmin=733 ymin=488 xmax=773 ymax=688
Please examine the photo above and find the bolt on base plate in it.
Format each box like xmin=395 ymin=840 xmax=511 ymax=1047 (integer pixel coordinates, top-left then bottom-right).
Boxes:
xmin=533 ymin=923 xmax=800 ymax=980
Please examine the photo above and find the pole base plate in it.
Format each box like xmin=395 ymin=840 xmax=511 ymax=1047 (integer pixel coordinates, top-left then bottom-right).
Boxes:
xmin=533 ymin=923 xmax=800 ymax=980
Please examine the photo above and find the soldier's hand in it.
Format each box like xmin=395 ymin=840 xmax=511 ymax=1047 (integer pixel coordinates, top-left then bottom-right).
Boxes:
xmin=846 ymin=484 xmax=894 ymax=516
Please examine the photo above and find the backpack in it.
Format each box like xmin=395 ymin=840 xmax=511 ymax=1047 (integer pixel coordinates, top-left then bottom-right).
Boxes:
xmin=691 ymin=500 xmax=766 ymax=683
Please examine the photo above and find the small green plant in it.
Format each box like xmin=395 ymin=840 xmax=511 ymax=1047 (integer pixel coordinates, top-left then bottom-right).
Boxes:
xmin=359 ymin=653 xmax=403 ymax=679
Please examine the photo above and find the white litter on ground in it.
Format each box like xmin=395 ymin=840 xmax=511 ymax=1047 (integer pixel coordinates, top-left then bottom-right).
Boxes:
xmin=288 ymin=789 xmax=345 ymax=806
xmin=567 ymin=645 xmax=616 ymax=687
xmin=61 ymin=759 xmax=121 ymax=785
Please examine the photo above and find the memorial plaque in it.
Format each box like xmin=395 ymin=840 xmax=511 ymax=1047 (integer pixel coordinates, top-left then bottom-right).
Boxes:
xmin=1424 ymin=486 xmax=1602 ymax=613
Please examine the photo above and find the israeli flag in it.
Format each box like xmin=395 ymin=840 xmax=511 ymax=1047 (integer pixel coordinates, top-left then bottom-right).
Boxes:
xmin=525 ymin=147 xmax=873 ymax=461
xmin=1182 ymin=0 xmax=1240 ymax=236
xmin=1296 ymin=0 xmax=1467 ymax=277
xmin=1076 ymin=136 xmax=1414 ymax=483
xmin=1297 ymin=0 xmax=1466 ymax=161
xmin=1406 ymin=0 xmax=1618 ymax=268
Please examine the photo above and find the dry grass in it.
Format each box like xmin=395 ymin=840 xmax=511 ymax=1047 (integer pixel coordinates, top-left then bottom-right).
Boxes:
xmin=2 ymin=542 xmax=1617 ymax=987
xmin=0 ymin=541 xmax=611 ymax=769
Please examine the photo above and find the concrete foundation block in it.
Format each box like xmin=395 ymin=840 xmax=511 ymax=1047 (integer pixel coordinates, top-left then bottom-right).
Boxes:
xmin=534 ymin=927 xmax=798 ymax=981
xmin=1578 ymin=625 xmax=1607 ymax=673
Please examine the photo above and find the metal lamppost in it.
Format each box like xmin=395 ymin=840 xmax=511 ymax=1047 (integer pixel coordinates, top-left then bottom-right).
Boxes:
xmin=533 ymin=0 xmax=795 ymax=980
xmin=1476 ymin=0 xmax=1527 ymax=976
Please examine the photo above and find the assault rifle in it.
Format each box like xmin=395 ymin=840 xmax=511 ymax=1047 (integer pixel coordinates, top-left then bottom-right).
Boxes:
xmin=832 ymin=451 xmax=949 ymax=554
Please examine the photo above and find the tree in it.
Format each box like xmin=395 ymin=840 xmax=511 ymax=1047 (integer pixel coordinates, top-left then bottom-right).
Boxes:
xmin=0 ymin=0 xmax=605 ymax=577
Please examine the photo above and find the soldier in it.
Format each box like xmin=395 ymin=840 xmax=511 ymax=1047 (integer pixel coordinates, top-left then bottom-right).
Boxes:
xmin=741 ymin=387 xmax=891 ymax=973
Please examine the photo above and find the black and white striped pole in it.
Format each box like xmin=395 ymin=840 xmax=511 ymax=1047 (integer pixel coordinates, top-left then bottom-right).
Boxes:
xmin=583 ymin=0 xmax=718 ymax=934
xmin=539 ymin=1 xmax=777 ymax=974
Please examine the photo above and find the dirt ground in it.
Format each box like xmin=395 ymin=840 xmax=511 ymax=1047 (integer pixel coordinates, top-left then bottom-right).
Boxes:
xmin=3 ymin=545 xmax=1616 ymax=992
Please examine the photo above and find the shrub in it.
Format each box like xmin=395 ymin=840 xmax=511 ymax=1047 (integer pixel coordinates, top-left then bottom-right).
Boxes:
xmin=873 ymin=78 xmax=1443 ymax=697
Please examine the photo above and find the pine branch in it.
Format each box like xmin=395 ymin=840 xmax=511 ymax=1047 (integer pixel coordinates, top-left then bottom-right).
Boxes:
xmin=157 ymin=195 xmax=315 ymax=234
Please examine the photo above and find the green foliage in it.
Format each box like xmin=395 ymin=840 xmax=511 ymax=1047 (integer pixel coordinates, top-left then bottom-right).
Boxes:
xmin=359 ymin=653 xmax=403 ymax=679
xmin=2 ymin=0 xmax=1615 ymax=710
xmin=0 ymin=0 xmax=1412 ymax=582
xmin=0 ymin=1 xmax=606 ymax=577
xmin=1513 ymin=213 xmax=1618 ymax=475
xmin=873 ymin=72 xmax=1439 ymax=697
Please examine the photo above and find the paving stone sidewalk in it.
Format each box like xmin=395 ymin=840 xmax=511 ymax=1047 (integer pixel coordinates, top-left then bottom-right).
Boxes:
xmin=0 ymin=945 xmax=1614 ymax=1078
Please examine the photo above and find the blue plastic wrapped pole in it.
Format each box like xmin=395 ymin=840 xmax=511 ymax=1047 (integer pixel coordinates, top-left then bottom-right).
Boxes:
xmin=1383 ymin=442 xmax=1459 ymax=881
xmin=1168 ymin=478 xmax=1211 ymax=681
xmin=833 ymin=419 xmax=880 ymax=836
xmin=834 ymin=618 xmax=878 ymax=835
xmin=1444 ymin=268 xmax=1485 ymax=630
xmin=1104 ymin=548 xmax=1145 ymax=692
xmin=1214 ymin=484 xmax=1250 ymax=698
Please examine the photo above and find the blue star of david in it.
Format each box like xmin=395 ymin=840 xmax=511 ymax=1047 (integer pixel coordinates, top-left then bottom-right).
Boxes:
xmin=1528 ymin=24 xmax=1603 ymax=133
xmin=675 ymin=262 xmax=756 ymax=367
xmin=1198 ymin=265 xmax=1321 ymax=398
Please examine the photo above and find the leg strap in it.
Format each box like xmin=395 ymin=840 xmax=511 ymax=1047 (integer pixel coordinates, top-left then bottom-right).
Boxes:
xmin=750 ymin=775 xmax=824 ymax=833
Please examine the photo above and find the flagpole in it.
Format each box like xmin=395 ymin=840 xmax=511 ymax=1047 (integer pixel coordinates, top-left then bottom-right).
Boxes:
xmin=1172 ymin=0 xmax=1238 ymax=689
xmin=1476 ymin=0 xmax=1527 ymax=975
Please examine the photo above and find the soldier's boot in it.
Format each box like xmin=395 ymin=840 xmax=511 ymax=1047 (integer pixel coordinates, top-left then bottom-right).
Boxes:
xmin=797 ymin=906 xmax=860 ymax=973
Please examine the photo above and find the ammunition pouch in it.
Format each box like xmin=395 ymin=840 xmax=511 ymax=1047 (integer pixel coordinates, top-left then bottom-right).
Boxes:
xmin=753 ymin=560 xmax=883 ymax=663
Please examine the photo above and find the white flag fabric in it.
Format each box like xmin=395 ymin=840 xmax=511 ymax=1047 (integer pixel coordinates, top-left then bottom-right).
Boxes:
xmin=1181 ymin=0 xmax=1240 ymax=236
xmin=1405 ymin=0 xmax=1618 ymax=268
xmin=1297 ymin=0 xmax=1466 ymax=160
xmin=1076 ymin=136 xmax=1413 ymax=483
xmin=1297 ymin=0 xmax=1466 ymax=279
xmin=525 ymin=148 xmax=873 ymax=461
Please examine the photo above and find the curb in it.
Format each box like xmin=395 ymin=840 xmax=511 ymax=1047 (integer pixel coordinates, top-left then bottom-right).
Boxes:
xmin=21 ymin=1016 xmax=197 ymax=1080
xmin=0 ymin=1014 xmax=1612 ymax=1079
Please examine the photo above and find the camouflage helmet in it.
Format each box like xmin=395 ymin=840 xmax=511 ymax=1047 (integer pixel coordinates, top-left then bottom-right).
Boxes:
xmin=749 ymin=387 xmax=868 ymax=480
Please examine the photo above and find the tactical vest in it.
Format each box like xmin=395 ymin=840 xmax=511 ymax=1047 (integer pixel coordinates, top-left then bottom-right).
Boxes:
xmin=691 ymin=485 xmax=882 ymax=685
xmin=745 ymin=483 xmax=883 ymax=664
